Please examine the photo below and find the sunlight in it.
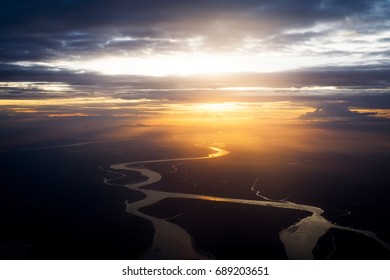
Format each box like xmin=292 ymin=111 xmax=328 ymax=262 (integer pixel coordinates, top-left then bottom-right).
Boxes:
xmin=55 ymin=52 xmax=306 ymax=76
xmin=195 ymin=102 xmax=243 ymax=113
xmin=77 ymin=54 xmax=258 ymax=76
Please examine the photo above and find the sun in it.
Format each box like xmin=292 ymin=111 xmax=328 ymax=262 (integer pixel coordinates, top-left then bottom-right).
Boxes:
xmin=194 ymin=102 xmax=243 ymax=114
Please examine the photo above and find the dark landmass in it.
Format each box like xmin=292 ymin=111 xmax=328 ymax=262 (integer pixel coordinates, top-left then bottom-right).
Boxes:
xmin=103 ymin=168 xmax=149 ymax=187
xmin=140 ymin=198 xmax=309 ymax=259
xmin=0 ymin=138 xmax=222 ymax=259
xmin=0 ymin=140 xmax=157 ymax=259
xmin=314 ymin=228 xmax=390 ymax=260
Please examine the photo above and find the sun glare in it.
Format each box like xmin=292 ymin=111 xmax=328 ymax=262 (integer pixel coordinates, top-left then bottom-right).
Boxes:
xmin=80 ymin=54 xmax=254 ymax=76
xmin=55 ymin=52 xmax=307 ymax=76
xmin=196 ymin=102 xmax=242 ymax=113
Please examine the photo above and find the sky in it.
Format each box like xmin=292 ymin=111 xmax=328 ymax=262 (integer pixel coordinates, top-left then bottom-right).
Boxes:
xmin=1 ymin=0 xmax=390 ymax=145
xmin=0 ymin=0 xmax=389 ymax=77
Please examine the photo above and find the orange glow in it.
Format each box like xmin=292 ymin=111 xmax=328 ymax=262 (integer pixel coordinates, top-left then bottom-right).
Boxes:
xmin=352 ymin=108 xmax=390 ymax=119
xmin=0 ymin=95 xmax=314 ymax=128
xmin=159 ymin=101 xmax=312 ymax=123
xmin=194 ymin=102 xmax=243 ymax=113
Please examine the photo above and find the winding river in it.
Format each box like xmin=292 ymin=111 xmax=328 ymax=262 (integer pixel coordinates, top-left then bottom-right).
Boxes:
xmin=101 ymin=146 xmax=390 ymax=259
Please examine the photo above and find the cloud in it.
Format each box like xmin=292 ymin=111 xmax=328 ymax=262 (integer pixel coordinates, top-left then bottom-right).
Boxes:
xmin=1 ymin=1 xmax=380 ymax=33
xmin=298 ymin=100 xmax=390 ymax=134
xmin=300 ymin=102 xmax=378 ymax=121
xmin=1 ymin=62 xmax=390 ymax=100
xmin=0 ymin=0 xmax=389 ymax=69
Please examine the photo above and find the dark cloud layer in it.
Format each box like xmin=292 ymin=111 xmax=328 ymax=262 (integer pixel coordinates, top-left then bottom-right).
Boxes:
xmin=1 ymin=0 xmax=381 ymax=32
xmin=0 ymin=0 xmax=389 ymax=65
xmin=300 ymin=103 xmax=377 ymax=120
